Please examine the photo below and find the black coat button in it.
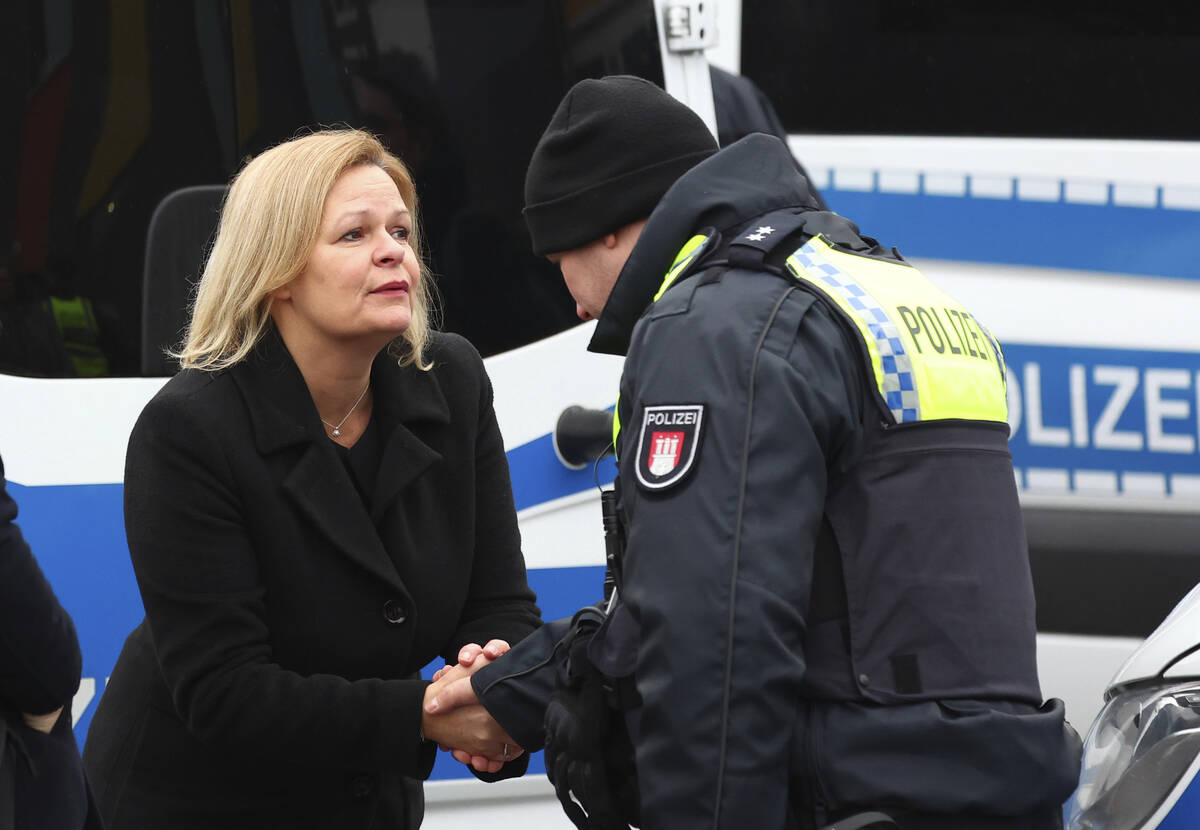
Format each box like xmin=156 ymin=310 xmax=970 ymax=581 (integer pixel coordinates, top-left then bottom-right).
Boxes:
xmin=382 ymin=599 xmax=406 ymax=624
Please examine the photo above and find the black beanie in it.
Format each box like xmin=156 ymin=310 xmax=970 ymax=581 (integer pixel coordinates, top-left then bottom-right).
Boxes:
xmin=523 ymin=75 xmax=719 ymax=257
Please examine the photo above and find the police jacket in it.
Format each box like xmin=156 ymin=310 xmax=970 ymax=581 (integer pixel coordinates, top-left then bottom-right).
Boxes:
xmin=477 ymin=134 xmax=1081 ymax=829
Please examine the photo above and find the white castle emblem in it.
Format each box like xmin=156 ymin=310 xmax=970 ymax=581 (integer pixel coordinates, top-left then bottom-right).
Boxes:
xmin=648 ymin=432 xmax=683 ymax=476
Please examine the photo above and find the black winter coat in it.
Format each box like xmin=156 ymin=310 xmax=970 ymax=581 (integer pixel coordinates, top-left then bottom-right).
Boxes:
xmin=82 ymin=329 xmax=540 ymax=829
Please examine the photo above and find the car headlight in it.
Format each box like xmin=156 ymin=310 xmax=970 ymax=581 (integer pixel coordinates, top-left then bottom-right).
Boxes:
xmin=1065 ymin=682 xmax=1200 ymax=829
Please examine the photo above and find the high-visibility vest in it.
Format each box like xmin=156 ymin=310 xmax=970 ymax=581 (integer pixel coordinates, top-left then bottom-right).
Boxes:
xmin=48 ymin=295 xmax=108 ymax=377
xmin=784 ymin=233 xmax=1007 ymax=425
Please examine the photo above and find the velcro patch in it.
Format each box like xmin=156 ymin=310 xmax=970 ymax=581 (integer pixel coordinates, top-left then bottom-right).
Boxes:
xmin=635 ymin=405 xmax=704 ymax=491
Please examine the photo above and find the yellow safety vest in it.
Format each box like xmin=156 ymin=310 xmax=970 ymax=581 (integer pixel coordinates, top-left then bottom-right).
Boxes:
xmin=785 ymin=234 xmax=1007 ymax=424
xmin=48 ymin=295 xmax=108 ymax=377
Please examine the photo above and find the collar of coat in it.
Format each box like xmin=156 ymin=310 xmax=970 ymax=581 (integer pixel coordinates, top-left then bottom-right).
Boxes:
xmin=228 ymin=328 xmax=452 ymax=572
xmin=587 ymin=133 xmax=821 ymax=356
xmin=231 ymin=326 xmax=450 ymax=456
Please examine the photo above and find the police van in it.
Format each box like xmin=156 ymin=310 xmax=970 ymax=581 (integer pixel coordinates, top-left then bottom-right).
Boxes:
xmin=2 ymin=1 xmax=1199 ymax=826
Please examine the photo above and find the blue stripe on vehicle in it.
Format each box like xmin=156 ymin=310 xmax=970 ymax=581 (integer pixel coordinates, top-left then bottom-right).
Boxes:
xmin=8 ymin=480 xmax=142 ymax=741
xmin=506 ymin=431 xmax=617 ymax=512
xmin=824 ymin=188 xmax=1200 ymax=281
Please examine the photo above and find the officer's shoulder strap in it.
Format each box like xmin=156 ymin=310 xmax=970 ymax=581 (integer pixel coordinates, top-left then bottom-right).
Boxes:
xmin=725 ymin=208 xmax=907 ymax=274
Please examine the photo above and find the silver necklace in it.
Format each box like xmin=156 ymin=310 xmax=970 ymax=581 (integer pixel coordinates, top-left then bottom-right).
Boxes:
xmin=320 ymin=383 xmax=370 ymax=438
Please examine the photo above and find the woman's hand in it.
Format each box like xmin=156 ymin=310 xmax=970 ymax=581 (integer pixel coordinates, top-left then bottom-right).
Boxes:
xmin=22 ymin=706 xmax=63 ymax=734
xmin=421 ymin=700 xmax=523 ymax=773
xmin=423 ymin=643 xmax=522 ymax=772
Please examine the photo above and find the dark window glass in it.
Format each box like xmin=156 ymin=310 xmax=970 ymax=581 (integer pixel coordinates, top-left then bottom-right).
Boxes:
xmin=1 ymin=0 xmax=663 ymax=378
xmin=742 ymin=0 xmax=1200 ymax=140
xmin=1 ymin=1 xmax=235 ymax=378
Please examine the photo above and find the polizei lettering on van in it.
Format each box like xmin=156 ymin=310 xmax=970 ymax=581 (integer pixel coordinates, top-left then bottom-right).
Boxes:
xmin=1003 ymin=343 xmax=1200 ymax=499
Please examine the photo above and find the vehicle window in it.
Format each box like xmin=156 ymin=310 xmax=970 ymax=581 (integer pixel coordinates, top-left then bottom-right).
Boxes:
xmin=1 ymin=1 xmax=236 ymax=377
xmin=1 ymin=0 xmax=664 ymax=378
xmin=743 ymin=1 xmax=1200 ymax=140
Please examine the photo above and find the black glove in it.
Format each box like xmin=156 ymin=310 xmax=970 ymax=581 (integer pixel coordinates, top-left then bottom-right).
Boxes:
xmin=544 ymin=609 xmax=639 ymax=829
xmin=545 ymin=675 xmax=629 ymax=830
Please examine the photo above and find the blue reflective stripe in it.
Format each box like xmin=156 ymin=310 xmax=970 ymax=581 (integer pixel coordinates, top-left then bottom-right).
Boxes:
xmin=977 ymin=321 xmax=1008 ymax=385
xmin=791 ymin=241 xmax=921 ymax=423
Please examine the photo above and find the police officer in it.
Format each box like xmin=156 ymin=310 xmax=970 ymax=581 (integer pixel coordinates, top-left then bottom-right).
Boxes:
xmin=428 ymin=75 xmax=1081 ymax=830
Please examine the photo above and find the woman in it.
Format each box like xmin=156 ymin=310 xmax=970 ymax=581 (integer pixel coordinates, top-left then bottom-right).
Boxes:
xmin=83 ymin=130 xmax=541 ymax=828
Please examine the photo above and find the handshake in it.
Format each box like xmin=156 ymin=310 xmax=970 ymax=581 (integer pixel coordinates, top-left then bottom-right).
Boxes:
xmin=421 ymin=639 xmax=522 ymax=774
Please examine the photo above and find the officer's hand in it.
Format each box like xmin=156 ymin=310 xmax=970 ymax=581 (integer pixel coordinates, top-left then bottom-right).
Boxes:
xmin=431 ymin=639 xmax=509 ymax=682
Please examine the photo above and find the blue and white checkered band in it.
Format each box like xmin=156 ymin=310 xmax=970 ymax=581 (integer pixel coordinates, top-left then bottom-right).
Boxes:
xmin=788 ymin=241 xmax=921 ymax=423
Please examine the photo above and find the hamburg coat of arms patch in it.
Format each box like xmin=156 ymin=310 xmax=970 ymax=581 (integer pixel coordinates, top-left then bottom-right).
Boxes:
xmin=634 ymin=404 xmax=705 ymax=490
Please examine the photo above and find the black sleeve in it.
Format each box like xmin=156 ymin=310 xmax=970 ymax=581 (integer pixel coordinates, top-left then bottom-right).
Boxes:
xmin=441 ymin=336 xmax=542 ymax=656
xmin=470 ymin=616 xmax=576 ymax=752
xmin=0 ymin=456 xmax=82 ymax=716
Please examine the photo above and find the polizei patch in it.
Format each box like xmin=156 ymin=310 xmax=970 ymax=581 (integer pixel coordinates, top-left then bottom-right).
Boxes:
xmin=635 ymin=405 xmax=704 ymax=491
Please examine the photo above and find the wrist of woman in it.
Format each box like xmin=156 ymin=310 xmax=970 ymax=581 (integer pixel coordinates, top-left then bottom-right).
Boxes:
xmin=420 ymin=685 xmax=441 ymax=746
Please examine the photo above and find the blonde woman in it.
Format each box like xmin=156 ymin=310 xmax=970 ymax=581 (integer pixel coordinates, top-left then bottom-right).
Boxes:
xmin=83 ymin=130 xmax=540 ymax=828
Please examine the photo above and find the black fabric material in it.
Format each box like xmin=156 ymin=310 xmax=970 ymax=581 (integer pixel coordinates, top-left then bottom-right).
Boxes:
xmin=810 ymin=418 xmax=1043 ymax=705
xmin=82 ymin=329 xmax=541 ymax=829
xmin=523 ymin=75 xmax=717 ymax=257
xmin=543 ymin=608 xmax=638 ymax=830
xmin=337 ymin=416 xmax=382 ymax=514
xmin=0 ymin=456 xmax=101 ymax=829
xmin=0 ymin=726 xmax=11 ymax=830
xmin=796 ymin=697 xmax=1081 ymax=820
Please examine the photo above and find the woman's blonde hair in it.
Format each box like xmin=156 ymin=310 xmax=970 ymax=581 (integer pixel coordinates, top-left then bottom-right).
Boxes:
xmin=176 ymin=129 xmax=435 ymax=371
